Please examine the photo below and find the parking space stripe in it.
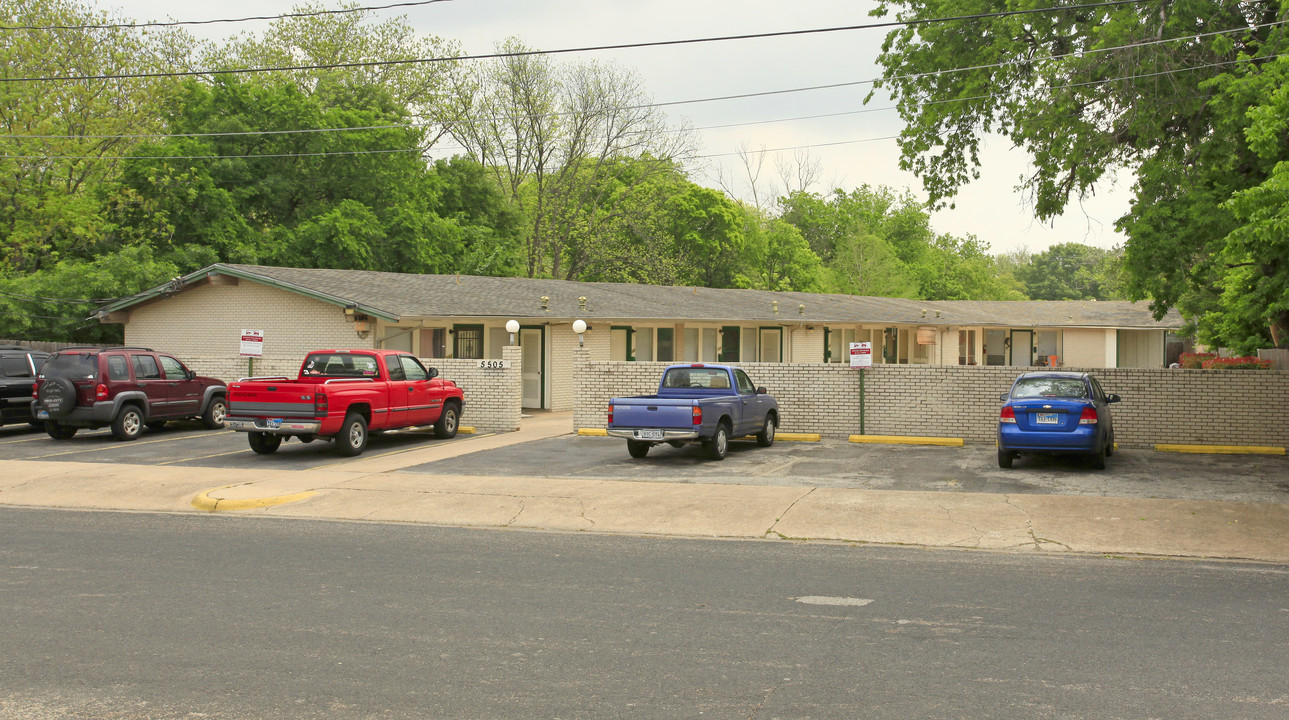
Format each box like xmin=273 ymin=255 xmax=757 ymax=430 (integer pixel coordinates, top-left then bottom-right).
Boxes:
xmin=22 ymin=431 xmax=231 ymax=460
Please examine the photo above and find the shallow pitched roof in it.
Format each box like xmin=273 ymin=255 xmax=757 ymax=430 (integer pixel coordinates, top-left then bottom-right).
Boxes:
xmin=101 ymin=264 xmax=1183 ymax=329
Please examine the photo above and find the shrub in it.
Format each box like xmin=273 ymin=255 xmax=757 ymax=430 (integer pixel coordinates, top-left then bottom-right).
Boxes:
xmin=1179 ymin=352 xmax=1218 ymax=369
xmin=1200 ymin=356 xmax=1273 ymax=370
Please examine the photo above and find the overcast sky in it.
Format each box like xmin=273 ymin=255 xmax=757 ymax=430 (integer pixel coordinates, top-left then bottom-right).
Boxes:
xmin=102 ymin=0 xmax=1134 ymax=256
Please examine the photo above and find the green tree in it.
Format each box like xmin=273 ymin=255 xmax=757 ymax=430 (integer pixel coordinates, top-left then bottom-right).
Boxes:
xmin=870 ymin=0 xmax=1289 ymax=347
xmin=441 ymin=38 xmax=696 ymax=279
xmin=0 ymin=0 xmax=190 ymax=274
xmin=206 ymin=1 xmax=462 ymax=127
xmin=1015 ymin=242 xmax=1124 ymax=300
xmin=117 ymin=76 xmax=494 ymax=275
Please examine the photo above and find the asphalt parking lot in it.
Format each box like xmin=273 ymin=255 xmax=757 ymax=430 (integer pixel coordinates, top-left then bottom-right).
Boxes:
xmin=2 ymin=421 xmax=1285 ymax=504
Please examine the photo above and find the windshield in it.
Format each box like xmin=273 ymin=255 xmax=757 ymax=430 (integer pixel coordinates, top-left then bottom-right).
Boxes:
xmin=1011 ymin=377 xmax=1088 ymax=399
xmin=301 ymin=352 xmax=381 ymax=378
xmin=662 ymin=367 xmax=733 ymax=390
xmin=39 ymin=353 xmax=98 ymax=381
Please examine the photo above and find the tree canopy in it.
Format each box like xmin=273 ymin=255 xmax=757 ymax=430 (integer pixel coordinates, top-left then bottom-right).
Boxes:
xmin=870 ymin=0 xmax=1289 ymax=351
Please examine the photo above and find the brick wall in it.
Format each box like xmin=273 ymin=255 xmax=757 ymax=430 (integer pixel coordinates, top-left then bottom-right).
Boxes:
xmin=428 ymin=345 xmax=522 ymax=433
xmin=573 ymin=361 xmax=1289 ymax=448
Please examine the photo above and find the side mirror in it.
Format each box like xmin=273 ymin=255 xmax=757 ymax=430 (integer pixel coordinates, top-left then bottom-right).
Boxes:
xmin=757 ymin=386 xmax=767 ymax=395
xmin=1106 ymin=393 xmax=1121 ymax=404
xmin=187 ymin=370 xmax=197 ymax=380
xmin=427 ymin=367 xmax=439 ymax=380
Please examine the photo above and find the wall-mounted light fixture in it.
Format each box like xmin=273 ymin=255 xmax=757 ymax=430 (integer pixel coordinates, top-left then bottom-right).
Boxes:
xmin=573 ymin=318 xmax=587 ymax=347
xmin=506 ymin=319 xmax=520 ymax=345
xmin=343 ymin=303 xmax=358 ymax=321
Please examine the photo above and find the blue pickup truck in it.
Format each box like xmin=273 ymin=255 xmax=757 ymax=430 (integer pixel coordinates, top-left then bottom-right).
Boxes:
xmin=606 ymin=364 xmax=779 ymax=460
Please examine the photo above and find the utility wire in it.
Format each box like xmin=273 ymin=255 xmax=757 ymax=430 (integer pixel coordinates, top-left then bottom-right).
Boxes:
xmin=0 ymin=0 xmax=1158 ymax=83
xmin=0 ymin=0 xmax=455 ymax=32
xmin=1 ymin=17 xmax=1276 ymax=144
xmin=3 ymin=50 xmax=1281 ymax=162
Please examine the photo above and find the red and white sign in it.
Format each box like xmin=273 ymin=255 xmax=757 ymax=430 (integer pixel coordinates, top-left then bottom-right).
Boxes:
xmin=239 ymin=329 xmax=264 ymax=358
xmin=849 ymin=341 xmax=873 ymax=368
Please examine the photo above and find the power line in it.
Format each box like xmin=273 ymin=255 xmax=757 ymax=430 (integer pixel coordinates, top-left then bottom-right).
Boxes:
xmin=4 ymin=50 xmax=1280 ymax=162
xmin=0 ymin=0 xmax=1157 ymax=84
xmin=1 ymin=0 xmax=455 ymax=32
xmin=2 ymin=17 xmax=1275 ymax=144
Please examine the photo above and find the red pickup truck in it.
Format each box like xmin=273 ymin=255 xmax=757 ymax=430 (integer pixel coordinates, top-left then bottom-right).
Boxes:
xmin=225 ymin=349 xmax=464 ymax=456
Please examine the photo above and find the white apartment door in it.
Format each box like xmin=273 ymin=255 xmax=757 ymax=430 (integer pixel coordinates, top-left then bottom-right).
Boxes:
xmin=520 ymin=327 xmax=544 ymax=409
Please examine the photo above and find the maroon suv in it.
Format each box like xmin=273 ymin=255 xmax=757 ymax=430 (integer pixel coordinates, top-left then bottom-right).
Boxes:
xmin=32 ymin=346 xmax=227 ymax=441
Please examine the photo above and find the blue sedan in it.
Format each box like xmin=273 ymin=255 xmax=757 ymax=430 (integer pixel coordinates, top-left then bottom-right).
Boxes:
xmin=997 ymin=372 xmax=1120 ymax=470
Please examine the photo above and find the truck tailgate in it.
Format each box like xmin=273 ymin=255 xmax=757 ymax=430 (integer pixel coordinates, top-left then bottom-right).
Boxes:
xmin=612 ymin=400 xmax=695 ymax=430
xmin=228 ymin=381 xmax=318 ymax=418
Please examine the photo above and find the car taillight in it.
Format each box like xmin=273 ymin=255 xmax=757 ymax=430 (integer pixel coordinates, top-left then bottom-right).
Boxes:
xmin=999 ymin=406 xmax=1016 ymax=424
xmin=1079 ymin=407 xmax=1098 ymax=425
xmin=607 ymin=402 xmax=614 ymax=424
xmin=32 ymin=380 xmax=40 ymax=400
xmin=95 ymin=384 xmax=108 ymax=401
xmin=314 ymin=392 xmax=328 ymax=417
xmin=692 ymin=405 xmax=702 ymax=426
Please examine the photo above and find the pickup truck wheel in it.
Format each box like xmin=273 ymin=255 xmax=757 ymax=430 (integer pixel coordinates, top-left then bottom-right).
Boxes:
xmin=433 ymin=402 xmax=459 ymax=439
xmin=202 ymin=396 xmax=227 ymax=429
xmin=706 ymin=422 xmax=730 ymax=461
xmin=45 ymin=421 xmax=77 ymax=440
xmin=336 ymin=413 xmax=368 ymax=456
xmin=756 ymin=415 xmax=777 ymax=447
xmin=627 ymin=440 xmax=650 ymax=458
xmin=248 ymin=432 xmax=282 ymax=455
xmin=111 ymin=405 xmax=144 ymax=441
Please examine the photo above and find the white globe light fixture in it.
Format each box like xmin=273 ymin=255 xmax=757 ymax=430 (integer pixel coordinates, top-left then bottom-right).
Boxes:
xmin=505 ymin=319 xmax=520 ymax=345
xmin=572 ymin=319 xmax=587 ymax=347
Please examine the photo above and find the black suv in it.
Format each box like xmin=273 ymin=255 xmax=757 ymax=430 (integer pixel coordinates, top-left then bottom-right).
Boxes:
xmin=33 ymin=346 xmax=227 ymax=441
xmin=0 ymin=345 xmax=50 ymax=428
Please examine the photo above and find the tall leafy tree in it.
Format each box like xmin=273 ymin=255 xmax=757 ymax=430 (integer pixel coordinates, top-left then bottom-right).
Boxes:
xmin=870 ymin=0 xmax=1289 ymax=348
xmin=441 ymin=38 xmax=696 ymax=279
xmin=0 ymin=0 xmax=190 ymax=274
xmin=1014 ymin=242 xmax=1124 ymax=300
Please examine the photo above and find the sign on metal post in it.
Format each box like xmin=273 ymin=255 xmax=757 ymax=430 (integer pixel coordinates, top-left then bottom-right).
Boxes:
xmin=240 ymin=329 xmax=264 ymax=376
xmin=849 ymin=341 xmax=872 ymax=368
xmin=239 ymin=329 xmax=264 ymax=357
xmin=850 ymin=342 xmax=872 ymax=435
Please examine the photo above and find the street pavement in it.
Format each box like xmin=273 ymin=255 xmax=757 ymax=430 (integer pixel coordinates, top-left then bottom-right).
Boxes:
xmin=1 ymin=412 xmax=1286 ymax=563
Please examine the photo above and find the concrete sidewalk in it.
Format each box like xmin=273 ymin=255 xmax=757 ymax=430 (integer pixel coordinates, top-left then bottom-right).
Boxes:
xmin=1 ymin=412 xmax=1286 ymax=563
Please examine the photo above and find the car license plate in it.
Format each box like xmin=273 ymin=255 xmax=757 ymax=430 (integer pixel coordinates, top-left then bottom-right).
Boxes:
xmin=35 ymin=409 xmax=48 ymax=420
xmin=266 ymin=418 xmax=282 ymax=428
xmin=635 ymin=429 xmax=663 ymax=440
xmin=1036 ymin=413 xmax=1058 ymax=425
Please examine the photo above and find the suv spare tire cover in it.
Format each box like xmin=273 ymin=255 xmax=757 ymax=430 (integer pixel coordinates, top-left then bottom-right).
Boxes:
xmin=38 ymin=377 xmax=78 ymax=419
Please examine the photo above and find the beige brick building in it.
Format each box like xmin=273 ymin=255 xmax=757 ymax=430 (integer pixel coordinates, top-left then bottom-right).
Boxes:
xmin=98 ymin=264 xmax=1185 ymax=421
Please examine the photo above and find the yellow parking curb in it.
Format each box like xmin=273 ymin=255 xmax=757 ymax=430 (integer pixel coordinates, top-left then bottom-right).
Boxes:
xmin=458 ymin=426 xmax=476 ymax=434
xmin=191 ymin=485 xmax=318 ymax=512
xmin=849 ymin=435 xmax=964 ymax=447
xmin=1154 ymin=444 xmax=1285 ymax=455
xmin=578 ymin=428 xmax=609 ymax=436
xmin=776 ymin=432 xmax=821 ymax=442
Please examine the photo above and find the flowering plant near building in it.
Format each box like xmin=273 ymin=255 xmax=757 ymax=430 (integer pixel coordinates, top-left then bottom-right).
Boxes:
xmin=1200 ymin=356 xmax=1273 ymax=370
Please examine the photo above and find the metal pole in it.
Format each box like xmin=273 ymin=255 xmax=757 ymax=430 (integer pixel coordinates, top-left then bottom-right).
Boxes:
xmin=859 ymin=367 xmax=865 ymax=436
